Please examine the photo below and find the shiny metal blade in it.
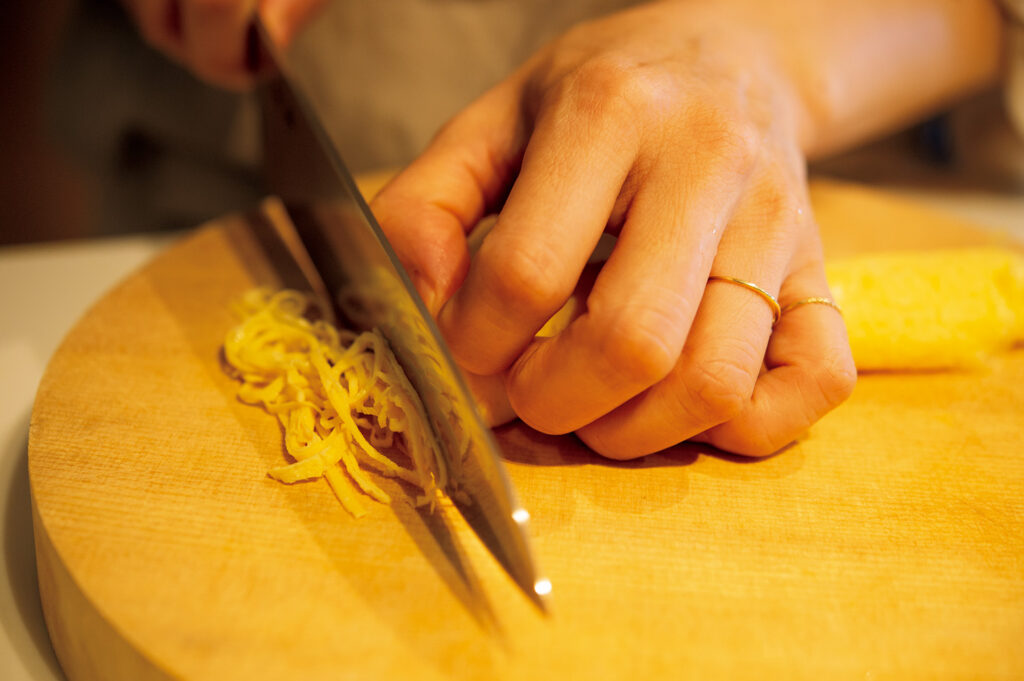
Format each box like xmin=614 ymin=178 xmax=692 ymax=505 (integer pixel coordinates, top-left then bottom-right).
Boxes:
xmin=255 ymin=17 xmax=548 ymax=610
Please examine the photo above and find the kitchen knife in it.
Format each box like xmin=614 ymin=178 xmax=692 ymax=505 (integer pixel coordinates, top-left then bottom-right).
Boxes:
xmin=254 ymin=17 xmax=549 ymax=611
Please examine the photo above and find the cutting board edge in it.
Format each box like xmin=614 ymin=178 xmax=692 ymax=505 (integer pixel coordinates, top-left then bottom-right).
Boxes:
xmin=32 ymin=497 xmax=177 ymax=681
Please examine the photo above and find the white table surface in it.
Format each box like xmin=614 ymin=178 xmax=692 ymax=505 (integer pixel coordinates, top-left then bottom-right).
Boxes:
xmin=0 ymin=232 xmax=179 ymax=680
xmin=1 ymin=187 xmax=1020 ymax=681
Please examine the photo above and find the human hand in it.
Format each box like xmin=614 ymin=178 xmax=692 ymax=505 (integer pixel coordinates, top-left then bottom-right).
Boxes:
xmin=121 ymin=0 xmax=327 ymax=89
xmin=372 ymin=1 xmax=858 ymax=458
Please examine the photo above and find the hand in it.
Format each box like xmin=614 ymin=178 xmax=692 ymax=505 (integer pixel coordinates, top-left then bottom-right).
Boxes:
xmin=372 ymin=1 xmax=863 ymax=458
xmin=121 ymin=0 xmax=327 ymax=89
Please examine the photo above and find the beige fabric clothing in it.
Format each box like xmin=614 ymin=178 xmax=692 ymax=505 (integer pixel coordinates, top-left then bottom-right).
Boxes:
xmin=1002 ymin=0 xmax=1024 ymax=136
xmin=287 ymin=0 xmax=643 ymax=171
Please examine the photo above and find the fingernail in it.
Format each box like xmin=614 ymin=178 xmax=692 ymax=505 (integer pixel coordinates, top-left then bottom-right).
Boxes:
xmin=412 ymin=274 xmax=439 ymax=316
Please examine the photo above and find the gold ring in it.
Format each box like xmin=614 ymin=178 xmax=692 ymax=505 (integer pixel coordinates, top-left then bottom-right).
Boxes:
xmin=780 ymin=297 xmax=843 ymax=316
xmin=707 ymin=275 xmax=781 ymax=325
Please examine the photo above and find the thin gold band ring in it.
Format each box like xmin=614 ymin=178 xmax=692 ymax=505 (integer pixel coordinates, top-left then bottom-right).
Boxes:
xmin=780 ymin=297 xmax=843 ymax=316
xmin=707 ymin=275 xmax=781 ymax=325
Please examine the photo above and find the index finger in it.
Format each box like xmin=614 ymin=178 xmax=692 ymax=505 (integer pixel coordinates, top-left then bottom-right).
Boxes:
xmin=435 ymin=83 xmax=640 ymax=376
xmin=370 ymin=79 xmax=526 ymax=314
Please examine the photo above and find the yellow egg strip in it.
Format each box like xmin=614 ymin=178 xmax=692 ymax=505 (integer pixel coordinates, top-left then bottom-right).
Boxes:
xmin=222 ymin=288 xmax=445 ymax=516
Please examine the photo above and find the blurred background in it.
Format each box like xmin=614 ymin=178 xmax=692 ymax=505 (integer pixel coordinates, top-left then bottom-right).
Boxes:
xmin=2 ymin=0 xmax=1022 ymax=247
xmin=2 ymin=0 xmax=262 ymax=244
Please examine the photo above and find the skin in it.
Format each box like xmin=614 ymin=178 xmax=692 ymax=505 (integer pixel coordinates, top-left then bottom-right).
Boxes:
xmin=126 ymin=0 xmax=1005 ymax=458
xmin=372 ymin=0 xmax=1003 ymax=458
xmin=120 ymin=0 xmax=328 ymax=89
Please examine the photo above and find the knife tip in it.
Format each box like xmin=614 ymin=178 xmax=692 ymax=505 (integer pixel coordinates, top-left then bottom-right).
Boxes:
xmin=530 ymin=577 xmax=553 ymax=615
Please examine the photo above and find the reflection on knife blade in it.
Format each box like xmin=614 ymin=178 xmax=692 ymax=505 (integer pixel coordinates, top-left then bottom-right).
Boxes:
xmin=253 ymin=15 xmax=550 ymax=610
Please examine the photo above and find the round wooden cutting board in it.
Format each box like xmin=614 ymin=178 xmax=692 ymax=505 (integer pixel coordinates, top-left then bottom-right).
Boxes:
xmin=29 ymin=179 xmax=1024 ymax=681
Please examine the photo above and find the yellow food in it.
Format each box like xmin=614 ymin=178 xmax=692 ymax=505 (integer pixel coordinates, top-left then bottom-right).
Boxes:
xmin=222 ymin=288 xmax=446 ymax=517
xmin=826 ymin=247 xmax=1024 ymax=370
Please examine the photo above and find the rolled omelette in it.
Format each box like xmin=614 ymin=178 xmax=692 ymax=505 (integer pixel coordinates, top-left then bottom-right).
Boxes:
xmin=826 ymin=246 xmax=1024 ymax=370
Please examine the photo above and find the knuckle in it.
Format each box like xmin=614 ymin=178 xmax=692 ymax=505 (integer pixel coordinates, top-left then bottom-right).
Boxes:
xmin=594 ymin=301 xmax=686 ymax=388
xmin=686 ymin=106 xmax=761 ymax=174
xmin=681 ymin=355 xmax=755 ymax=425
xmin=553 ymin=55 xmax=674 ymax=134
xmin=477 ymin=237 xmax=572 ymax=320
xmin=566 ymin=55 xmax=636 ymax=102
xmin=753 ymin=176 xmax=803 ymax=227
xmin=813 ymin=351 xmax=858 ymax=406
xmin=722 ymin=120 xmax=761 ymax=174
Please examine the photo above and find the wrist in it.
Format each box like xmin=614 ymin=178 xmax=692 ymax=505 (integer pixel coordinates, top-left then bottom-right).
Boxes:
xmin=759 ymin=0 xmax=1005 ymax=160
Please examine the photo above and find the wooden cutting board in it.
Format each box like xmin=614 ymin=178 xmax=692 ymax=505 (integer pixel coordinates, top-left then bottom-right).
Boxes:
xmin=29 ymin=179 xmax=1024 ymax=681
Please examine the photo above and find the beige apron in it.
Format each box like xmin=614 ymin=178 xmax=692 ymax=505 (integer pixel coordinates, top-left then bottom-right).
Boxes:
xmin=286 ymin=0 xmax=644 ymax=171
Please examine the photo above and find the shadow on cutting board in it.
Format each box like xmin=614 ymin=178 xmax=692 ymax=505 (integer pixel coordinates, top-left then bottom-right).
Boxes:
xmin=218 ymin=205 xmax=504 ymax=629
xmin=496 ymin=424 xmax=703 ymax=470
xmin=495 ymin=421 xmax=804 ymax=509
xmin=140 ymin=208 xmax=507 ymax=673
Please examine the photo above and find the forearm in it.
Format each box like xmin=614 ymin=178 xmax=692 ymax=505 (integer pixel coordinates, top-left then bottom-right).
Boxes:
xmin=739 ymin=0 xmax=1005 ymax=158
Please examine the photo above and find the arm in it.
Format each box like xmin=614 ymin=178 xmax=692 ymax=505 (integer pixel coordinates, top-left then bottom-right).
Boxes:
xmin=757 ymin=0 xmax=1004 ymax=157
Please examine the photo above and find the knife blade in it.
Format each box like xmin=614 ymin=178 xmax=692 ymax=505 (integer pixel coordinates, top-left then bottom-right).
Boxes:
xmin=253 ymin=17 xmax=549 ymax=611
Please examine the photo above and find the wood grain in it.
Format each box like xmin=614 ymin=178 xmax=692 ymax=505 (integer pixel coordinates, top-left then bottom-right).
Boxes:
xmin=28 ymin=179 xmax=1024 ymax=681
